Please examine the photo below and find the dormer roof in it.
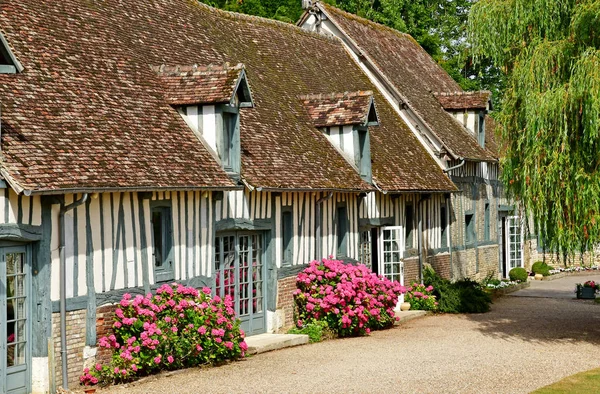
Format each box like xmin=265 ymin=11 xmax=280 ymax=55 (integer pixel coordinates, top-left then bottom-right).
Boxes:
xmin=299 ymin=91 xmax=379 ymax=128
xmin=153 ymin=63 xmax=254 ymax=107
xmin=0 ymin=32 xmax=23 ymax=74
xmin=434 ymin=91 xmax=492 ymax=111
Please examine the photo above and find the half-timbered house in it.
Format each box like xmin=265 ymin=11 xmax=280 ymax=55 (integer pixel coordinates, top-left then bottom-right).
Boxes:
xmin=299 ymin=2 xmax=523 ymax=281
xmin=0 ymin=1 xmax=462 ymax=392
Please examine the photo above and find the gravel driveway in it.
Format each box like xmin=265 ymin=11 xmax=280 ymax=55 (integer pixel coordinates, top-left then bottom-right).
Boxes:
xmin=102 ymin=275 xmax=600 ymax=394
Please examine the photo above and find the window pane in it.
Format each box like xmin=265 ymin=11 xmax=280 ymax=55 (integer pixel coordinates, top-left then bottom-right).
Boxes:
xmin=152 ymin=210 xmax=164 ymax=268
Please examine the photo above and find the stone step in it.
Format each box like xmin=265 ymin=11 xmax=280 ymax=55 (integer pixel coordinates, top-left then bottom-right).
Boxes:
xmin=394 ymin=310 xmax=429 ymax=325
xmin=244 ymin=333 xmax=309 ymax=355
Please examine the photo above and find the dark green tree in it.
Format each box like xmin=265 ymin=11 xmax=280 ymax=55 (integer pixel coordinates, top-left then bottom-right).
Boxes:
xmin=469 ymin=0 xmax=600 ymax=255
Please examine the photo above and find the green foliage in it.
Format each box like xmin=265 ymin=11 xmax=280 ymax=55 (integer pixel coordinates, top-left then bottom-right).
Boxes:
xmin=469 ymin=0 xmax=600 ymax=256
xmin=482 ymin=271 xmax=501 ymax=286
xmin=509 ymin=267 xmax=528 ymax=282
xmin=423 ymin=266 xmax=492 ymax=314
xmin=200 ymin=0 xmax=304 ymax=23
xmin=532 ymin=261 xmax=554 ymax=276
xmin=287 ymin=321 xmax=331 ymax=343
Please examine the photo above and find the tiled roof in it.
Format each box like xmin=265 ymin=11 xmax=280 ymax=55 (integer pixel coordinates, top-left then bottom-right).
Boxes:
xmin=319 ymin=4 xmax=497 ymax=162
xmin=154 ymin=63 xmax=245 ymax=105
xmin=299 ymin=91 xmax=376 ymax=127
xmin=0 ymin=0 xmax=455 ymax=193
xmin=484 ymin=116 xmax=500 ymax=159
xmin=434 ymin=91 xmax=491 ymax=110
xmin=0 ymin=3 xmax=237 ymax=193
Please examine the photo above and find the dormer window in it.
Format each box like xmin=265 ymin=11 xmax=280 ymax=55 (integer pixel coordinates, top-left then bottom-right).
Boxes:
xmin=154 ymin=63 xmax=254 ymax=180
xmin=0 ymin=32 xmax=23 ymax=74
xmin=434 ymin=91 xmax=492 ymax=149
xmin=300 ymin=90 xmax=379 ymax=183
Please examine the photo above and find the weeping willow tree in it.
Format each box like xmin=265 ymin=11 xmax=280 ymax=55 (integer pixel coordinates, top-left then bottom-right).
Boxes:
xmin=469 ymin=1 xmax=600 ymax=258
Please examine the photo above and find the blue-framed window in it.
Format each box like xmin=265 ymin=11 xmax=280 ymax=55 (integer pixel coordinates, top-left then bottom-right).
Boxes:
xmin=282 ymin=208 xmax=293 ymax=266
xmin=151 ymin=203 xmax=174 ymax=282
xmin=337 ymin=206 xmax=348 ymax=257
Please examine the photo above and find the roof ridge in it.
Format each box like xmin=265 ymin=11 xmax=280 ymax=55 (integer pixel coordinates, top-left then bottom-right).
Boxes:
xmin=299 ymin=90 xmax=373 ymax=101
xmin=193 ymin=1 xmax=341 ymax=44
xmin=433 ymin=90 xmax=491 ymax=97
xmin=318 ymin=2 xmax=415 ymax=42
xmin=152 ymin=62 xmax=244 ymax=75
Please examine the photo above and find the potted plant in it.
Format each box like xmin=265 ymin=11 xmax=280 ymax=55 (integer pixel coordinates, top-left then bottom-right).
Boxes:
xmin=575 ymin=281 xmax=599 ymax=299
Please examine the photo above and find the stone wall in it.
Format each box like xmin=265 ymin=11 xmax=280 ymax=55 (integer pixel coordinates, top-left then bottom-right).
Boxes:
xmin=524 ymin=237 xmax=600 ymax=270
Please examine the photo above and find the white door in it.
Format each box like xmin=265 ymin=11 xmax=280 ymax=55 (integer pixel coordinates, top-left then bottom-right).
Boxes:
xmin=506 ymin=216 xmax=523 ymax=270
xmin=379 ymin=226 xmax=404 ymax=283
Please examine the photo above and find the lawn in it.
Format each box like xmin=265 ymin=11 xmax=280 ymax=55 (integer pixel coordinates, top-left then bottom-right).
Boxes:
xmin=533 ymin=368 xmax=600 ymax=393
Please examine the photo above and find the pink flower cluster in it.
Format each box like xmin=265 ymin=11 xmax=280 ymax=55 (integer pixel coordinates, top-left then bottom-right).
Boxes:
xmin=86 ymin=283 xmax=247 ymax=386
xmin=294 ymin=259 xmax=406 ymax=337
xmin=405 ymin=283 xmax=438 ymax=311
xmin=79 ymin=368 xmax=99 ymax=386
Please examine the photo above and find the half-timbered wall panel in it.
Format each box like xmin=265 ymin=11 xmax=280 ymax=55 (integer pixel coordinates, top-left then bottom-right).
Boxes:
xmin=216 ymin=190 xmax=272 ymax=221
xmin=0 ymin=187 xmax=42 ymax=226
xmin=50 ymin=191 xmax=214 ymax=301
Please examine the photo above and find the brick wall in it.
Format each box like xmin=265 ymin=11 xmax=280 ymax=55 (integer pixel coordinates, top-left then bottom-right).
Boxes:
xmin=276 ymin=275 xmax=297 ymax=329
xmin=426 ymin=253 xmax=451 ymax=279
xmin=404 ymin=257 xmax=419 ymax=284
xmin=52 ymin=310 xmax=86 ymax=389
xmin=96 ymin=304 xmax=118 ymax=366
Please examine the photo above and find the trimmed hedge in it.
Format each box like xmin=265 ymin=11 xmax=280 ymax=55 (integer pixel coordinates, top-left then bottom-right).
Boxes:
xmin=509 ymin=267 xmax=528 ymax=282
xmin=531 ymin=261 xmax=554 ymax=276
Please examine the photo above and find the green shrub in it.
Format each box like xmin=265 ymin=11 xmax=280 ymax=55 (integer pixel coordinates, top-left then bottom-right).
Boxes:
xmin=287 ymin=321 xmax=331 ymax=343
xmin=423 ymin=266 xmax=492 ymax=314
xmin=482 ymin=272 xmax=501 ymax=287
xmin=531 ymin=261 xmax=554 ymax=276
xmin=509 ymin=267 xmax=528 ymax=282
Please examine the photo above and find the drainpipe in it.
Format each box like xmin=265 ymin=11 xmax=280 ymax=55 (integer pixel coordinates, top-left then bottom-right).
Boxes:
xmin=59 ymin=193 xmax=88 ymax=389
xmin=443 ymin=157 xmax=465 ymax=174
xmin=417 ymin=194 xmax=431 ymax=283
xmin=315 ymin=191 xmax=333 ymax=260
xmin=445 ymin=193 xmax=453 ymax=278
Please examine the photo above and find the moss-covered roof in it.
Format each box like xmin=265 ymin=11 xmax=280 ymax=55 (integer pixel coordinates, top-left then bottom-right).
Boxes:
xmin=434 ymin=91 xmax=492 ymax=111
xmin=320 ymin=3 xmax=497 ymax=162
xmin=0 ymin=0 xmax=455 ymax=193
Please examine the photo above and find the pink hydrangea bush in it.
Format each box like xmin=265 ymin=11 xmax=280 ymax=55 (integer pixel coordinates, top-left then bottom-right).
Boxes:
xmin=294 ymin=259 xmax=406 ymax=337
xmin=405 ymin=283 xmax=438 ymax=311
xmin=82 ymin=283 xmax=247 ymax=385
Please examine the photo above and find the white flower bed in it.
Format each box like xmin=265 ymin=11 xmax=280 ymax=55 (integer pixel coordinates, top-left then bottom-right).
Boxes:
xmin=548 ymin=266 xmax=600 ymax=275
xmin=486 ymin=280 xmax=521 ymax=289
